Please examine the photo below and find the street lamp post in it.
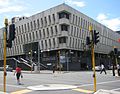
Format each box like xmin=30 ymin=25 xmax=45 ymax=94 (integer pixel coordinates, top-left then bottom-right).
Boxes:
xmin=66 ymin=51 xmax=69 ymax=71
xmin=29 ymin=50 xmax=33 ymax=73
xmin=38 ymin=44 xmax=41 ymax=73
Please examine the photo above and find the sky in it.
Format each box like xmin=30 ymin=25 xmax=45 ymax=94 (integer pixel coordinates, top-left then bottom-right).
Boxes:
xmin=0 ymin=0 xmax=120 ymax=31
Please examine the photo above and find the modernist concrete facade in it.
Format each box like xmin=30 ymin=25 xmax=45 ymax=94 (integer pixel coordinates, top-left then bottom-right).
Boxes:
xmin=0 ymin=4 xmax=120 ymax=70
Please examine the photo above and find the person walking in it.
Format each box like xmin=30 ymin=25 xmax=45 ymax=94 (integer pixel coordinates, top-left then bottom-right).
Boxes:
xmin=14 ymin=65 xmax=23 ymax=85
xmin=117 ymin=64 xmax=120 ymax=76
xmin=100 ymin=64 xmax=107 ymax=74
xmin=52 ymin=64 xmax=56 ymax=73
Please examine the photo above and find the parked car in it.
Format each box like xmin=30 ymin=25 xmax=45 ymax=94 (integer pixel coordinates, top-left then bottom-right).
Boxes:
xmin=0 ymin=65 xmax=13 ymax=72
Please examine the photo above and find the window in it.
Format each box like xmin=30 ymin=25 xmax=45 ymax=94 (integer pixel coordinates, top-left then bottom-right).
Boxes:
xmin=19 ymin=26 xmax=21 ymax=34
xmin=41 ymin=18 xmax=43 ymax=27
xmin=22 ymin=25 xmax=24 ymax=33
xmin=29 ymin=33 xmax=31 ymax=41
xmin=26 ymin=33 xmax=28 ymax=42
xmin=24 ymin=24 xmax=27 ymax=32
xmin=27 ymin=23 xmax=30 ymax=31
xmin=45 ymin=40 xmax=47 ymax=49
xmin=51 ymin=27 xmax=53 ymax=36
xmin=21 ymin=35 xmax=23 ymax=43
xmin=43 ymin=29 xmax=45 ymax=38
xmin=83 ymin=19 xmax=85 ymax=28
xmin=39 ymin=30 xmax=41 ymax=39
xmin=78 ymin=17 xmax=80 ymax=26
xmin=48 ymin=15 xmax=51 ymax=24
xmin=53 ymin=38 xmax=55 ymax=47
xmin=61 ymin=24 xmax=69 ymax=31
xmin=77 ymin=28 xmax=79 ymax=37
xmin=55 ymin=25 xmax=58 ymax=35
xmin=74 ymin=27 xmax=76 ymax=36
xmin=71 ymin=26 xmax=73 ymax=35
xmin=73 ymin=14 xmax=75 ymax=24
xmin=32 ymin=32 xmax=35 ymax=41
xmin=52 ymin=14 xmax=55 ymax=23
xmin=73 ymin=38 xmax=74 ymax=48
xmin=30 ymin=21 xmax=33 ymax=30
xmin=16 ymin=27 xmax=18 ymax=35
xmin=34 ymin=20 xmax=36 ymax=30
xmin=18 ymin=36 xmax=20 ymax=44
xmin=69 ymin=37 xmax=71 ymax=47
xmin=75 ymin=16 xmax=77 ymax=25
xmin=49 ymin=39 xmax=51 ymax=48
xmin=81 ymin=18 xmax=83 ymax=27
xmin=75 ymin=39 xmax=77 ymax=48
xmin=59 ymin=37 xmax=66 ymax=43
xmin=23 ymin=34 xmax=25 ymax=43
xmin=44 ymin=17 xmax=47 ymax=26
xmin=47 ymin=28 xmax=49 ymax=37
xmin=36 ymin=31 xmax=38 ymax=39
xmin=59 ymin=11 xmax=70 ymax=19
xmin=37 ymin=19 xmax=40 ymax=28
xmin=41 ymin=40 xmax=43 ymax=49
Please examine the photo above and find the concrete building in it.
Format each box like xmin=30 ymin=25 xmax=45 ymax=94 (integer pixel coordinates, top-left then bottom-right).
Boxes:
xmin=0 ymin=4 xmax=120 ymax=71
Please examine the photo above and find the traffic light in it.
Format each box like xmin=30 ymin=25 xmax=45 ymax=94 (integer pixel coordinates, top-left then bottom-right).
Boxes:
xmin=9 ymin=24 xmax=15 ymax=41
xmin=93 ymin=30 xmax=99 ymax=45
xmin=6 ymin=40 xmax=12 ymax=48
xmin=6 ymin=24 xmax=15 ymax=48
xmin=86 ymin=36 xmax=91 ymax=45
xmin=114 ymin=48 xmax=118 ymax=55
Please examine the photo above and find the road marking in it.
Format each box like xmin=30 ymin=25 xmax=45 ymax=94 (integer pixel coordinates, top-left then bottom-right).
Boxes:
xmin=10 ymin=89 xmax=32 ymax=94
xmin=72 ymin=88 xmax=94 ymax=93
xmin=27 ymin=84 xmax=78 ymax=90
xmin=77 ymin=79 xmax=120 ymax=87
xmin=111 ymin=88 xmax=120 ymax=91
xmin=0 ymin=84 xmax=25 ymax=88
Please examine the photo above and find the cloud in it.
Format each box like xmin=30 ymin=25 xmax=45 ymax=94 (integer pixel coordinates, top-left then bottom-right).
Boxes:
xmin=0 ymin=0 xmax=10 ymax=7
xmin=0 ymin=0 xmax=26 ymax=14
xmin=96 ymin=13 xmax=120 ymax=31
xmin=0 ymin=6 xmax=24 ymax=13
xmin=65 ymin=0 xmax=86 ymax=7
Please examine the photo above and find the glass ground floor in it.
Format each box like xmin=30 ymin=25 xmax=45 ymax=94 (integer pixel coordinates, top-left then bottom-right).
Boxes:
xmin=0 ymin=49 xmax=116 ymax=71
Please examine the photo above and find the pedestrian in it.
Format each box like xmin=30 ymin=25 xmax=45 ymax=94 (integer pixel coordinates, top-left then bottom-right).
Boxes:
xmin=52 ymin=64 xmax=56 ymax=73
xmin=14 ymin=65 xmax=23 ymax=85
xmin=100 ymin=63 xmax=107 ymax=74
xmin=117 ymin=64 xmax=120 ymax=76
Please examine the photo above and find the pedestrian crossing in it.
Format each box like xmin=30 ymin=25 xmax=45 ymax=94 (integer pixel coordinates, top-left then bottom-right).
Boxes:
xmin=10 ymin=88 xmax=94 ymax=94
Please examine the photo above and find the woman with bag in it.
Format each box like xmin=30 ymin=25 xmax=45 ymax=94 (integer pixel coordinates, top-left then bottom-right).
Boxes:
xmin=14 ymin=65 xmax=23 ymax=85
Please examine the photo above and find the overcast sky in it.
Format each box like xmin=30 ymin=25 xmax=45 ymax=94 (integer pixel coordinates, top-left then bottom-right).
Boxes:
xmin=0 ymin=0 xmax=120 ymax=31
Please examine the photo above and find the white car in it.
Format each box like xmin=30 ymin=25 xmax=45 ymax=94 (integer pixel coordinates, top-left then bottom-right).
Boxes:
xmin=92 ymin=66 xmax=101 ymax=71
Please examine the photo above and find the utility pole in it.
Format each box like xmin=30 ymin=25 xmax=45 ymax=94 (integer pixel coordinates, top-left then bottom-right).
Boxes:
xmin=3 ymin=18 xmax=8 ymax=92
xmin=89 ymin=26 xmax=97 ymax=92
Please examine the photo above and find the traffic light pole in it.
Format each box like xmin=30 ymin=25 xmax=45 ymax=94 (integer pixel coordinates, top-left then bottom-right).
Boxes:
xmin=89 ymin=26 xmax=97 ymax=92
xmin=3 ymin=18 xmax=8 ymax=92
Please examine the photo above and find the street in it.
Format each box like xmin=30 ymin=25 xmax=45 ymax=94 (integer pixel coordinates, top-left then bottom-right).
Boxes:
xmin=0 ymin=70 xmax=120 ymax=94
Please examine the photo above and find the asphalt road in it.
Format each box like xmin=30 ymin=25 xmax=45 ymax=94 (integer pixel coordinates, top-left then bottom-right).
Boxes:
xmin=0 ymin=70 xmax=120 ymax=94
